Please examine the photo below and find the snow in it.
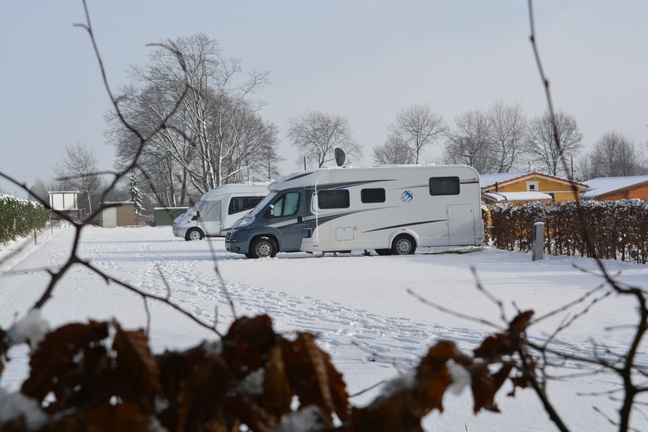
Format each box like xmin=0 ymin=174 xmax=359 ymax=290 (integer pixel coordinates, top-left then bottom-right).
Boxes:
xmin=581 ymin=175 xmax=648 ymax=199
xmin=5 ymin=309 xmax=49 ymax=350
xmin=1 ymin=224 xmax=647 ymax=431
xmin=482 ymin=191 xmax=553 ymax=202
xmin=0 ymin=391 xmax=47 ymax=430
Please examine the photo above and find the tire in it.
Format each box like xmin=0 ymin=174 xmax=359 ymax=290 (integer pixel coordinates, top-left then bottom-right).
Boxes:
xmin=391 ymin=235 xmax=416 ymax=255
xmin=374 ymin=248 xmax=393 ymax=256
xmin=249 ymin=236 xmax=278 ymax=258
xmin=185 ymin=228 xmax=204 ymax=241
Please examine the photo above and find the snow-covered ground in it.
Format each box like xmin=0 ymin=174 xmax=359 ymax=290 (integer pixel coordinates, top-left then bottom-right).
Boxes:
xmin=1 ymin=224 xmax=647 ymax=431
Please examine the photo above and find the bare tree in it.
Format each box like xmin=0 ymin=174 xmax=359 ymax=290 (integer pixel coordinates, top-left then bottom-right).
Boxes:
xmin=373 ymin=133 xmax=415 ymax=165
xmin=288 ymin=110 xmax=362 ymax=168
xmin=108 ymin=34 xmax=277 ymax=199
xmin=28 ymin=178 xmax=50 ymax=203
xmin=525 ymin=110 xmax=583 ymax=176
xmin=443 ymin=108 xmax=496 ymax=173
xmin=579 ymin=131 xmax=646 ymax=179
xmin=387 ymin=103 xmax=445 ymax=164
xmin=249 ymin=124 xmax=283 ymax=181
xmin=487 ymin=101 xmax=528 ymax=172
xmin=52 ymin=143 xmax=105 ymax=214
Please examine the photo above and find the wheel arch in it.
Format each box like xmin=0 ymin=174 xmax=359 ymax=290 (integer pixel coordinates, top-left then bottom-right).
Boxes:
xmin=388 ymin=229 xmax=419 ymax=249
xmin=250 ymin=233 xmax=281 ymax=252
xmin=185 ymin=227 xmax=205 ymax=241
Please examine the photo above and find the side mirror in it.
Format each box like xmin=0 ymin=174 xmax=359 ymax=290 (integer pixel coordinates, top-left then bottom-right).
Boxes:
xmin=265 ymin=204 xmax=274 ymax=218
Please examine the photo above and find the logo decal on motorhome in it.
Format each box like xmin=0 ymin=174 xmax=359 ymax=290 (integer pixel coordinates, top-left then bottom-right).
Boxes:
xmin=401 ymin=190 xmax=413 ymax=203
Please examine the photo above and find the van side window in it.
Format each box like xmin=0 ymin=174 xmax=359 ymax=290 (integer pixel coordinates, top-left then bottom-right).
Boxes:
xmin=361 ymin=188 xmax=386 ymax=203
xmin=429 ymin=177 xmax=460 ymax=196
xmin=273 ymin=192 xmax=300 ymax=217
xmin=228 ymin=196 xmax=264 ymax=215
xmin=318 ymin=190 xmax=350 ymax=209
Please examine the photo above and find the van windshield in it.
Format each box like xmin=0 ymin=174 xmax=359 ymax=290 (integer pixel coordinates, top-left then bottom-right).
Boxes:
xmin=194 ymin=201 xmax=206 ymax=212
xmin=249 ymin=192 xmax=277 ymax=215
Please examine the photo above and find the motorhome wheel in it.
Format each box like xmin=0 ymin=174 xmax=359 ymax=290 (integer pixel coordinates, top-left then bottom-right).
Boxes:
xmin=185 ymin=228 xmax=204 ymax=241
xmin=250 ymin=237 xmax=278 ymax=258
xmin=392 ymin=235 xmax=416 ymax=255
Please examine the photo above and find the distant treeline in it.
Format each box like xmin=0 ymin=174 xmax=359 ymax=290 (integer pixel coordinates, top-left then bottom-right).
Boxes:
xmin=486 ymin=200 xmax=648 ymax=264
xmin=0 ymin=194 xmax=49 ymax=245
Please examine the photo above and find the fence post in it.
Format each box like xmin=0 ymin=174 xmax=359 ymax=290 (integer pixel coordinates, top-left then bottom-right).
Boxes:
xmin=532 ymin=222 xmax=544 ymax=261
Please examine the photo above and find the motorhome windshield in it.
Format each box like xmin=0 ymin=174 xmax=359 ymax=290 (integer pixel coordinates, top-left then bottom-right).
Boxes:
xmin=249 ymin=192 xmax=277 ymax=215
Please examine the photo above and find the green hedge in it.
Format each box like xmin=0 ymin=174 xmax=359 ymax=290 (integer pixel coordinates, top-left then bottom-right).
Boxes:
xmin=0 ymin=194 xmax=49 ymax=245
xmin=488 ymin=199 xmax=648 ymax=264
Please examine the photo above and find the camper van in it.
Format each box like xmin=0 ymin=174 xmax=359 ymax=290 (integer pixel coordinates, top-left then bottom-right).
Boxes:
xmin=225 ymin=165 xmax=484 ymax=258
xmin=172 ymin=183 xmax=269 ymax=241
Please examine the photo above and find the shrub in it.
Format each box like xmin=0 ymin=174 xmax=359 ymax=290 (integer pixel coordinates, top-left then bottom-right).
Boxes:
xmin=0 ymin=194 xmax=49 ymax=245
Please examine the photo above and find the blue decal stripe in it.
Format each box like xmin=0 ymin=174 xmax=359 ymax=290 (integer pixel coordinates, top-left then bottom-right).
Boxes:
xmin=363 ymin=219 xmax=447 ymax=233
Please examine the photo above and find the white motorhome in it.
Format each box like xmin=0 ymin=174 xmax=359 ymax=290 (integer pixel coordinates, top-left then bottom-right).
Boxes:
xmin=172 ymin=183 xmax=269 ymax=241
xmin=225 ymin=165 xmax=484 ymax=258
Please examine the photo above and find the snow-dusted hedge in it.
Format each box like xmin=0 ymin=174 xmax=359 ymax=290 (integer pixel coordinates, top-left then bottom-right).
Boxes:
xmin=0 ymin=194 xmax=49 ymax=245
xmin=488 ymin=199 xmax=648 ymax=264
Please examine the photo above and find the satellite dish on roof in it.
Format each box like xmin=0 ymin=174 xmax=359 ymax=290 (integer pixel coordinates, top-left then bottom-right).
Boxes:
xmin=334 ymin=148 xmax=346 ymax=167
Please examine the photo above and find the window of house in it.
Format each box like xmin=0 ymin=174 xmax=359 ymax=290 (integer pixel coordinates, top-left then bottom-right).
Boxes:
xmin=318 ymin=190 xmax=350 ymax=209
xmin=361 ymin=188 xmax=386 ymax=203
xmin=429 ymin=177 xmax=460 ymax=196
xmin=526 ymin=181 xmax=539 ymax=192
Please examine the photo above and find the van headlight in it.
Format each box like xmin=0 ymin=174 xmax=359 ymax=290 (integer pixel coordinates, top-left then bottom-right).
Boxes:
xmin=233 ymin=216 xmax=254 ymax=228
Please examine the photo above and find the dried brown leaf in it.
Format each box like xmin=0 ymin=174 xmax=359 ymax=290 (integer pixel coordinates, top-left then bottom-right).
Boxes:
xmin=283 ymin=333 xmax=349 ymax=424
xmin=470 ymin=362 xmax=515 ymax=413
xmin=84 ymin=402 xmax=150 ymax=432
xmin=473 ymin=333 xmax=509 ymax=359
xmin=111 ymin=321 xmax=162 ymax=408
xmin=350 ymin=391 xmax=423 ymax=432
xmin=509 ymin=310 xmax=534 ymax=336
xmin=262 ymin=344 xmax=292 ymax=420
xmin=222 ymin=314 xmax=277 ymax=378
xmin=21 ymin=321 xmax=110 ymax=404
xmin=414 ymin=340 xmax=457 ymax=415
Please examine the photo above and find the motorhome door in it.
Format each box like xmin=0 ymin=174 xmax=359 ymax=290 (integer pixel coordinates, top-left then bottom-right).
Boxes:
xmin=198 ymin=200 xmax=222 ymax=235
xmin=269 ymin=190 xmax=306 ymax=251
xmin=448 ymin=204 xmax=476 ymax=246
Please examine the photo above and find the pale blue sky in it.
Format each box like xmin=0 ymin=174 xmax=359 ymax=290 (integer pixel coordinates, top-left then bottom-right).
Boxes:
xmin=1 ymin=1 xmax=646 ymax=196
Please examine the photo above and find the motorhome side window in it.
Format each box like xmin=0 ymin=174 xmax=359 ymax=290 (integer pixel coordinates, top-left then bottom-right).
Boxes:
xmin=273 ymin=192 xmax=300 ymax=217
xmin=361 ymin=188 xmax=386 ymax=203
xmin=318 ymin=190 xmax=350 ymax=209
xmin=228 ymin=196 xmax=264 ymax=215
xmin=429 ymin=176 xmax=460 ymax=196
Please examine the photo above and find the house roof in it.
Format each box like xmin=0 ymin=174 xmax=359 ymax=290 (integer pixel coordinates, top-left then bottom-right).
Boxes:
xmin=480 ymin=171 xmax=588 ymax=190
xmin=580 ymin=175 xmax=648 ymax=199
xmin=483 ymin=191 xmax=553 ymax=202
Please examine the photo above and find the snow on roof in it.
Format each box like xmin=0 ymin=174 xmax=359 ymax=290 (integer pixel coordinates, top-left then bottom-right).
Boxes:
xmin=480 ymin=171 xmax=588 ymax=190
xmin=483 ymin=191 xmax=553 ymax=202
xmin=581 ymin=175 xmax=648 ymax=199
xmin=480 ymin=171 xmax=531 ymax=187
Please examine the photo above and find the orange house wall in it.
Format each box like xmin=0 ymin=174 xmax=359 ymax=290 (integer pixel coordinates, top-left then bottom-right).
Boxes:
xmin=598 ymin=185 xmax=648 ymax=201
xmin=487 ymin=176 xmax=582 ymax=202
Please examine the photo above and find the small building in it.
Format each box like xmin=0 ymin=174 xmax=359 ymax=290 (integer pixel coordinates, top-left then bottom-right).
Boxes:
xmin=99 ymin=202 xmax=135 ymax=228
xmin=580 ymin=175 xmax=648 ymax=201
xmin=48 ymin=191 xmax=79 ymax=211
xmin=154 ymin=207 xmax=189 ymax=226
xmin=481 ymin=171 xmax=588 ymax=204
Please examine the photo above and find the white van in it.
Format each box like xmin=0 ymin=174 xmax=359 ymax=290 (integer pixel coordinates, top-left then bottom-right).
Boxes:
xmin=225 ymin=165 xmax=484 ymax=257
xmin=172 ymin=183 xmax=269 ymax=241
